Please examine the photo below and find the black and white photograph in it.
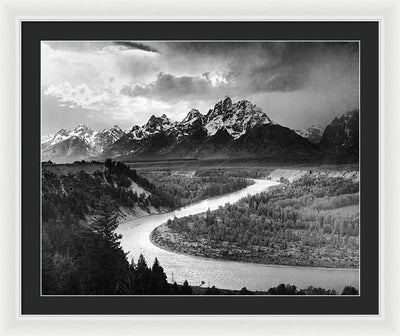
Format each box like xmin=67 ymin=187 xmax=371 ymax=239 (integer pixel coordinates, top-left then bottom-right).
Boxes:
xmin=40 ymin=40 xmax=360 ymax=296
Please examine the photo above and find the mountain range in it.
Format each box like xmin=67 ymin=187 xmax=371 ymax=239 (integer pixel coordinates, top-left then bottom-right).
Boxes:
xmin=295 ymin=125 xmax=324 ymax=144
xmin=41 ymin=124 xmax=125 ymax=163
xmin=41 ymin=96 xmax=359 ymax=164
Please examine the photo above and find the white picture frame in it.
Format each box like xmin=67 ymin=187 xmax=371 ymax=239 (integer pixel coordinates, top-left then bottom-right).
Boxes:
xmin=0 ymin=0 xmax=398 ymax=334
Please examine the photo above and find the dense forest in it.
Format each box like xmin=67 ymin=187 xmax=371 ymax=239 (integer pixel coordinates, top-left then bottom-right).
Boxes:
xmin=42 ymin=164 xmax=194 ymax=294
xmin=42 ymin=160 xmax=174 ymax=222
xmin=42 ymin=161 xmax=254 ymax=294
xmin=140 ymin=169 xmax=254 ymax=208
xmin=42 ymin=160 xmax=173 ymax=294
xmin=152 ymin=176 xmax=360 ymax=268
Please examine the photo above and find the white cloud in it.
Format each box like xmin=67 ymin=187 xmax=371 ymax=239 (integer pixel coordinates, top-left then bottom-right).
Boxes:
xmin=43 ymin=78 xmax=198 ymax=127
xmin=41 ymin=42 xmax=159 ymax=91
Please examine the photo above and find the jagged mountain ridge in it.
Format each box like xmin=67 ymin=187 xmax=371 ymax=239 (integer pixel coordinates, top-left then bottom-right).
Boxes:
xmin=103 ymin=96 xmax=317 ymax=160
xmin=204 ymin=97 xmax=273 ymax=139
xmin=41 ymin=124 xmax=125 ymax=163
xmin=41 ymin=97 xmax=358 ymax=163
xmin=319 ymin=109 xmax=359 ymax=155
xmin=42 ymin=135 xmax=98 ymax=163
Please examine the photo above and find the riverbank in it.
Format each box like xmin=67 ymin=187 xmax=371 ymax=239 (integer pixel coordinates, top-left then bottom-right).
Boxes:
xmin=150 ymin=222 xmax=359 ymax=269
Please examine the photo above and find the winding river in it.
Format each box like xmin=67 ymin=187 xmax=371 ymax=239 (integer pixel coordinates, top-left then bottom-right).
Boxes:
xmin=116 ymin=179 xmax=359 ymax=292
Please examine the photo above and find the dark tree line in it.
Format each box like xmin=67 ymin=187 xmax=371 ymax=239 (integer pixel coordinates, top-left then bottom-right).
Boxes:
xmin=265 ymin=284 xmax=358 ymax=295
xmin=196 ymin=169 xmax=270 ymax=179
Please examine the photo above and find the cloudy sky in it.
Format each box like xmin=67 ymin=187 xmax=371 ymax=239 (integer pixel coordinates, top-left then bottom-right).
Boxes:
xmin=41 ymin=41 xmax=359 ymax=135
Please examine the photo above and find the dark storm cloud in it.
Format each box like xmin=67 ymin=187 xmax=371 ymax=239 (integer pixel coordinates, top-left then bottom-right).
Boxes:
xmin=120 ymin=72 xmax=219 ymax=99
xmin=162 ymin=41 xmax=357 ymax=61
xmin=120 ymin=42 xmax=359 ymax=101
xmin=120 ymin=69 xmax=303 ymax=101
xmin=113 ymin=42 xmax=159 ymax=53
xmin=43 ymin=41 xmax=159 ymax=53
xmin=256 ymin=73 xmax=305 ymax=92
xmin=226 ymin=42 xmax=358 ymax=94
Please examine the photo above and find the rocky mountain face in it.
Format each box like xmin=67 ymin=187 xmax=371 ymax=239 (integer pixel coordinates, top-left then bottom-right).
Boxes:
xmin=319 ymin=109 xmax=359 ymax=156
xmin=41 ymin=97 xmax=359 ymax=163
xmin=295 ymin=125 xmax=324 ymax=144
xmin=204 ymin=97 xmax=273 ymax=139
xmin=41 ymin=124 xmax=125 ymax=163
xmin=103 ymin=96 xmax=316 ymax=161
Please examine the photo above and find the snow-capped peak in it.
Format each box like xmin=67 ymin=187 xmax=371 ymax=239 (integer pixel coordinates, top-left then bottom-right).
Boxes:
xmin=41 ymin=128 xmax=71 ymax=147
xmin=206 ymin=96 xmax=234 ymax=121
xmin=124 ymin=114 xmax=175 ymax=140
xmin=42 ymin=97 xmax=279 ymax=161
xmin=295 ymin=125 xmax=324 ymax=144
xmin=204 ymin=97 xmax=273 ymax=138
xmin=69 ymin=124 xmax=97 ymax=148
xmin=296 ymin=125 xmax=324 ymax=135
xmin=41 ymin=124 xmax=127 ymax=153
xmin=145 ymin=114 xmax=172 ymax=132
xmin=110 ymin=125 xmax=122 ymax=131
xmin=55 ymin=128 xmax=69 ymax=136
xmin=100 ymin=125 xmax=123 ymax=136
xmin=73 ymin=124 xmax=93 ymax=135
xmin=222 ymin=96 xmax=232 ymax=109
xmin=182 ymin=109 xmax=203 ymax=124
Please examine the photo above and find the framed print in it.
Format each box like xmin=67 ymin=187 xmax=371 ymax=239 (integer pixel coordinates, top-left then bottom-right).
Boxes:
xmin=3 ymin=0 xmax=400 ymax=332
xmin=5 ymin=0 xmax=400 ymax=333
xmin=19 ymin=20 xmax=379 ymax=316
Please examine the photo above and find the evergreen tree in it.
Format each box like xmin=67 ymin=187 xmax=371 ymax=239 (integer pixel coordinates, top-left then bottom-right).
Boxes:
xmin=171 ymin=281 xmax=180 ymax=295
xmin=205 ymin=285 xmax=220 ymax=295
xmin=240 ymin=287 xmax=251 ymax=295
xmin=83 ymin=196 xmax=128 ymax=294
xmin=151 ymin=258 xmax=168 ymax=294
xmin=180 ymin=280 xmax=193 ymax=295
xmin=135 ymin=254 xmax=151 ymax=294
xmin=91 ymin=196 xmax=122 ymax=248
xmin=117 ymin=262 xmax=136 ymax=295
xmin=341 ymin=286 xmax=359 ymax=295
